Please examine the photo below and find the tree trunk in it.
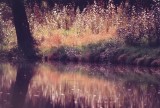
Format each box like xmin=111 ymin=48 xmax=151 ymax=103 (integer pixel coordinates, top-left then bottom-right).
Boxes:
xmin=11 ymin=0 xmax=38 ymax=60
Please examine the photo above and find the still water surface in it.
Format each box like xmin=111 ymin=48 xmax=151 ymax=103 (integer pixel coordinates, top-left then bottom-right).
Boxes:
xmin=0 ymin=62 xmax=160 ymax=108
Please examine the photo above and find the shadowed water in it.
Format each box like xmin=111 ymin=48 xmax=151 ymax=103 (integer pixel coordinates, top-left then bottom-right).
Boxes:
xmin=0 ymin=62 xmax=160 ymax=108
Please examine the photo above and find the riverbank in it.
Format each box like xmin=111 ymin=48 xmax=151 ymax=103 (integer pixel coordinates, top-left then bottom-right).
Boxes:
xmin=0 ymin=48 xmax=40 ymax=62
xmin=46 ymin=41 xmax=160 ymax=67
xmin=1 ymin=40 xmax=160 ymax=67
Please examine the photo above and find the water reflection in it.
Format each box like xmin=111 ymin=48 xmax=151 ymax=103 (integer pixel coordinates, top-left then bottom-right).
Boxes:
xmin=0 ymin=63 xmax=16 ymax=108
xmin=11 ymin=63 xmax=36 ymax=108
xmin=0 ymin=62 xmax=160 ymax=108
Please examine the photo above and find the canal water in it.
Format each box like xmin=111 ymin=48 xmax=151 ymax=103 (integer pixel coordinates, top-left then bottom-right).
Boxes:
xmin=0 ymin=62 xmax=160 ymax=108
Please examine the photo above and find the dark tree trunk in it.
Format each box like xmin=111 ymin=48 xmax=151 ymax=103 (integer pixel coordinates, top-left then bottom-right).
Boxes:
xmin=11 ymin=0 xmax=38 ymax=60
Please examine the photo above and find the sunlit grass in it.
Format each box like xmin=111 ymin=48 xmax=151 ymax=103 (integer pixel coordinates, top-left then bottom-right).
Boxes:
xmin=0 ymin=2 xmax=160 ymax=55
xmin=26 ymin=4 xmax=119 ymax=53
xmin=26 ymin=3 xmax=160 ymax=54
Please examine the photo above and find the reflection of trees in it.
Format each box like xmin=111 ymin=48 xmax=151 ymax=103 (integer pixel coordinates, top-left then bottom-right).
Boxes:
xmin=0 ymin=63 xmax=159 ymax=108
xmin=26 ymin=63 xmax=160 ymax=108
xmin=0 ymin=23 xmax=4 ymax=46
xmin=122 ymin=81 xmax=160 ymax=108
xmin=0 ymin=63 xmax=17 ymax=89
xmin=11 ymin=63 xmax=35 ymax=108
xmin=26 ymin=64 xmax=119 ymax=108
xmin=0 ymin=63 xmax=17 ymax=108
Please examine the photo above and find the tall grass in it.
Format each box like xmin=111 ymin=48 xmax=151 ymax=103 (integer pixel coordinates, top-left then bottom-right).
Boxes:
xmin=0 ymin=2 xmax=160 ymax=55
xmin=26 ymin=3 xmax=118 ymax=53
xmin=117 ymin=3 xmax=160 ymax=46
xmin=26 ymin=2 xmax=160 ymax=52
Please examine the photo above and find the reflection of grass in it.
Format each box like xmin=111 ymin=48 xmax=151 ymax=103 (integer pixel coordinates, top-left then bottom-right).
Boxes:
xmin=26 ymin=63 xmax=160 ymax=108
xmin=49 ymin=63 xmax=160 ymax=85
xmin=27 ymin=64 xmax=119 ymax=107
xmin=0 ymin=63 xmax=17 ymax=89
xmin=0 ymin=63 xmax=17 ymax=108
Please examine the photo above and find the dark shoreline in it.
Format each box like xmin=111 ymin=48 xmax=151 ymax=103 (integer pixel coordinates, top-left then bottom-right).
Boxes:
xmin=46 ymin=45 xmax=160 ymax=67
xmin=1 ymin=44 xmax=160 ymax=67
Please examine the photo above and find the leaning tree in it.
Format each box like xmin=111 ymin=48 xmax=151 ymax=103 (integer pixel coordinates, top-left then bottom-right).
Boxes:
xmin=11 ymin=0 xmax=38 ymax=60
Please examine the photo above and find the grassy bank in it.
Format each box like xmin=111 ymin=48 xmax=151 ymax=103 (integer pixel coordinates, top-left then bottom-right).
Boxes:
xmin=1 ymin=39 xmax=160 ymax=67
xmin=45 ymin=40 xmax=160 ymax=67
